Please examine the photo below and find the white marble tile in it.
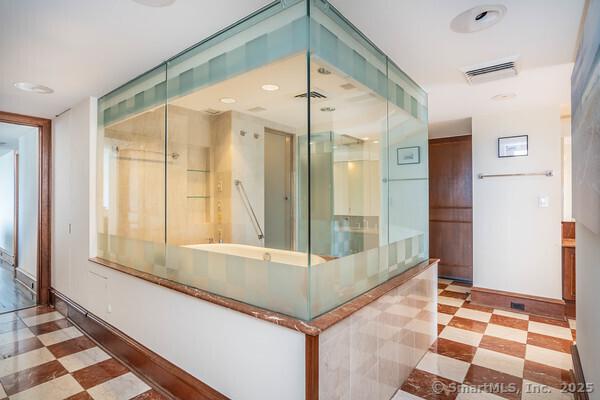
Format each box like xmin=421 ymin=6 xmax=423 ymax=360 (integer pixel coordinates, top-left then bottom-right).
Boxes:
xmin=37 ymin=326 xmax=83 ymax=346
xmin=439 ymin=326 xmax=483 ymax=347
xmin=455 ymin=308 xmax=491 ymax=323
xmin=392 ymin=389 xmax=424 ymax=399
xmin=21 ymin=311 xmax=64 ymax=327
xmin=485 ymin=323 xmax=528 ymax=343
xmin=0 ymin=327 xmax=34 ymax=346
xmin=528 ymin=321 xmax=573 ymax=341
xmin=438 ymin=288 xmax=444 ymax=294
xmin=437 ymin=312 xmax=453 ymax=325
xmin=0 ymin=380 xmax=6 ymax=398
xmin=493 ymin=309 xmax=529 ymax=320
xmin=10 ymin=374 xmax=83 ymax=400
xmin=87 ymin=372 xmax=151 ymax=400
xmin=416 ymin=351 xmax=470 ymax=382
xmin=525 ymin=345 xmax=573 ymax=371
xmin=0 ymin=312 xmax=18 ymax=323
xmin=59 ymin=347 xmax=111 ymax=372
xmin=568 ymin=319 xmax=576 ymax=330
xmin=472 ymin=348 xmax=524 ymax=378
xmin=406 ymin=319 xmax=435 ymax=336
xmin=438 ymin=296 xmax=464 ymax=308
xmin=0 ymin=347 xmax=55 ymax=377
xmin=457 ymin=389 xmax=506 ymax=400
xmin=386 ymin=304 xmax=421 ymax=318
xmin=522 ymin=380 xmax=574 ymax=400
xmin=444 ymin=285 xmax=471 ymax=294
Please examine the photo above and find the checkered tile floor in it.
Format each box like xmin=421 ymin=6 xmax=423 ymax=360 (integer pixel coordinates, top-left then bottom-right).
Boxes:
xmin=0 ymin=306 xmax=166 ymax=400
xmin=394 ymin=278 xmax=577 ymax=400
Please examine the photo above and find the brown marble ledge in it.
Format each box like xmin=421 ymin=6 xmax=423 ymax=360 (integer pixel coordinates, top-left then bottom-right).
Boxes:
xmin=89 ymin=257 xmax=438 ymax=336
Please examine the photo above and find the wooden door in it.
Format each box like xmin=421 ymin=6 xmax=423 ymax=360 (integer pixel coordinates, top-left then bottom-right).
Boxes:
xmin=429 ymin=135 xmax=473 ymax=281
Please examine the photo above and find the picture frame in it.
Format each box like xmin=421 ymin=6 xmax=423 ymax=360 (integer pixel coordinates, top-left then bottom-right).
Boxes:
xmin=498 ymin=135 xmax=528 ymax=158
xmin=397 ymin=146 xmax=420 ymax=165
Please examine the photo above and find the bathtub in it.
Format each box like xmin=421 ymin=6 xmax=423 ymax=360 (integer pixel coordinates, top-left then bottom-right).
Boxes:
xmin=184 ymin=243 xmax=326 ymax=267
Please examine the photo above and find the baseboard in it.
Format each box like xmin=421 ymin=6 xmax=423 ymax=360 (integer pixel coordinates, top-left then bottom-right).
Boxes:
xmin=50 ymin=289 xmax=229 ymax=400
xmin=15 ymin=269 xmax=37 ymax=294
xmin=470 ymin=287 xmax=565 ymax=319
xmin=565 ymin=300 xmax=576 ymax=319
xmin=571 ymin=344 xmax=590 ymax=400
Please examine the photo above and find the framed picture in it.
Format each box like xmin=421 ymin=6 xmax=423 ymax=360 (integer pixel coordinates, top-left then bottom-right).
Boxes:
xmin=498 ymin=135 xmax=528 ymax=157
xmin=397 ymin=146 xmax=420 ymax=165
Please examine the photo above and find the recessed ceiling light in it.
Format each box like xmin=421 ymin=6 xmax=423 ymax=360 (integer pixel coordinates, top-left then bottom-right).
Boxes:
xmin=132 ymin=0 xmax=176 ymax=7
xmin=373 ymin=140 xmax=379 ymax=144
xmin=220 ymin=97 xmax=236 ymax=104
xmin=450 ymin=5 xmax=507 ymax=33
xmin=261 ymin=84 xmax=279 ymax=91
xmin=318 ymin=67 xmax=331 ymax=75
xmin=491 ymin=93 xmax=516 ymax=101
xmin=320 ymin=106 xmax=336 ymax=112
xmin=14 ymin=82 xmax=53 ymax=94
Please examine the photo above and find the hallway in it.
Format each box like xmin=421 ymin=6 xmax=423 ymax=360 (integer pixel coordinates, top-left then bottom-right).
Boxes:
xmin=395 ymin=279 xmax=576 ymax=400
xmin=0 ymin=264 xmax=35 ymax=314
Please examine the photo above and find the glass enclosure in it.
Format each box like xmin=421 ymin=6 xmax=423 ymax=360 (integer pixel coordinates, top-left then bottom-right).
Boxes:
xmin=96 ymin=0 xmax=428 ymax=320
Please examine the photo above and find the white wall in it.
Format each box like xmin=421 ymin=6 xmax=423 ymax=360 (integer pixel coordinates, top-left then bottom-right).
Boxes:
xmin=0 ymin=151 xmax=16 ymax=255
xmin=561 ymin=117 xmax=573 ymax=221
xmin=17 ymin=133 xmax=39 ymax=279
xmin=472 ymin=107 xmax=562 ymax=299
xmin=52 ymin=98 xmax=305 ymax=400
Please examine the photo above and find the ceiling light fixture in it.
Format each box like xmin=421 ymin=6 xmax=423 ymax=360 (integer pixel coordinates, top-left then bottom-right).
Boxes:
xmin=220 ymin=97 xmax=236 ymax=104
xmin=450 ymin=5 xmax=507 ymax=33
xmin=373 ymin=140 xmax=379 ymax=144
xmin=132 ymin=0 xmax=176 ymax=7
xmin=261 ymin=84 xmax=279 ymax=91
xmin=14 ymin=82 xmax=54 ymax=94
xmin=491 ymin=93 xmax=516 ymax=101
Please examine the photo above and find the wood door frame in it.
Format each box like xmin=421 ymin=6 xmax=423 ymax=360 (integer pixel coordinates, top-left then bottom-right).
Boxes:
xmin=0 ymin=111 xmax=51 ymax=305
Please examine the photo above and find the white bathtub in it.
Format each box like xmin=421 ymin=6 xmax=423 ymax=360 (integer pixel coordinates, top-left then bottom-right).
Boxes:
xmin=184 ymin=243 xmax=325 ymax=267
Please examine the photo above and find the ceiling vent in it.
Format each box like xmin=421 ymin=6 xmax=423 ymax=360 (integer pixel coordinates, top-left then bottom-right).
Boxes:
xmin=294 ymin=90 xmax=327 ymax=99
xmin=460 ymin=56 xmax=519 ymax=85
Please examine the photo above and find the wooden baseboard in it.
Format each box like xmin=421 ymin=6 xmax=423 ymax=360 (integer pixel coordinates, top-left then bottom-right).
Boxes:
xmin=571 ymin=344 xmax=590 ymax=400
xmin=50 ymin=289 xmax=228 ymax=400
xmin=565 ymin=300 xmax=576 ymax=319
xmin=470 ymin=287 xmax=565 ymax=319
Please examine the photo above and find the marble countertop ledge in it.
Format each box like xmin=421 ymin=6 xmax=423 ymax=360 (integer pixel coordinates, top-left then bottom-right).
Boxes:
xmin=89 ymin=257 xmax=439 ymax=336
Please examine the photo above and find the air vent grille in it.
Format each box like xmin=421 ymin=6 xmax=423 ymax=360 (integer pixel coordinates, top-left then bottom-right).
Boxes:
xmin=294 ymin=91 xmax=327 ymax=99
xmin=461 ymin=56 xmax=519 ymax=85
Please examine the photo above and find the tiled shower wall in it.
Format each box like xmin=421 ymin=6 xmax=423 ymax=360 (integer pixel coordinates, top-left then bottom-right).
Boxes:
xmin=318 ymin=263 xmax=437 ymax=400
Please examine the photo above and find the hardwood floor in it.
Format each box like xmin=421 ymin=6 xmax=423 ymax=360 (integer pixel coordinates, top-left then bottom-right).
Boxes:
xmin=0 ymin=262 xmax=36 ymax=314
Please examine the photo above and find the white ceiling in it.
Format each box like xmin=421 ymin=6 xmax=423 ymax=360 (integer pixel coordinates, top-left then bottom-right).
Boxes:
xmin=0 ymin=0 xmax=586 ymax=121
xmin=0 ymin=122 xmax=37 ymax=156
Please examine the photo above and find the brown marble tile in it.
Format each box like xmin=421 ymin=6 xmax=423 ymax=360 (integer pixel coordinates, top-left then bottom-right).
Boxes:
xmin=447 ymin=316 xmax=487 ymax=333
xmin=462 ymin=302 xmax=494 ymax=313
xmin=0 ymin=360 xmax=68 ymax=395
xmin=523 ymin=360 xmax=573 ymax=389
xmin=438 ymin=324 xmax=445 ymax=335
xmin=527 ymin=332 xmax=572 ymax=353
xmin=438 ymin=282 xmax=449 ymax=290
xmin=28 ymin=318 xmax=72 ymax=336
xmin=47 ymin=335 xmax=97 ymax=358
xmin=439 ymin=291 xmax=469 ymax=300
xmin=0 ymin=318 xmax=26 ymax=333
xmin=463 ymin=364 xmax=522 ymax=400
xmin=401 ymin=368 xmax=459 ymax=400
xmin=65 ymin=392 xmax=94 ymax=400
xmin=489 ymin=314 xmax=529 ymax=331
xmin=0 ymin=336 xmax=44 ymax=359
xmin=430 ymin=338 xmax=477 ymax=363
xmin=438 ymin=304 xmax=459 ymax=315
xmin=479 ymin=335 xmax=526 ymax=358
xmin=72 ymin=358 xmax=129 ymax=389
xmin=529 ymin=315 xmax=569 ymax=328
xmin=572 ymin=329 xmax=576 ymax=341
xmin=17 ymin=305 xmax=55 ymax=318
xmin=131 ymin=390 xmax=170 ymax=399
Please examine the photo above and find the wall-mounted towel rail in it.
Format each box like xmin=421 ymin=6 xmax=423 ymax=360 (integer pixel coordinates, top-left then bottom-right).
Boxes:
xmin=478 ymin=170 xmax=553 ymax=179
xmin=235 ymin=179 xmax=264 ymax=241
